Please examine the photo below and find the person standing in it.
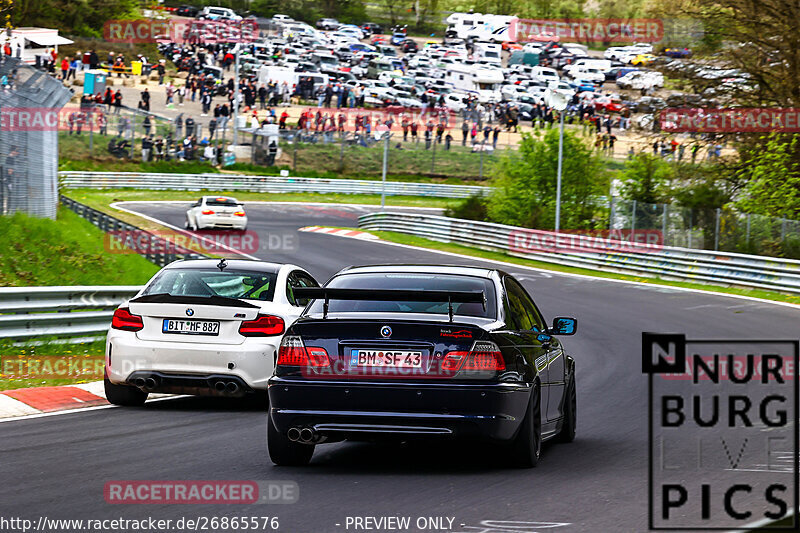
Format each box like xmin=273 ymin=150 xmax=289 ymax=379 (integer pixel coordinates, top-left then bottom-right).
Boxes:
xmin=60 ymin=57 xmax=69 ymax=80
xmin=143 ymin=115 xmax=152 ymax=137
xmin=492 ymin=125 xmax=500 ymax=149
xmin=201 ymin=91 xmax=212 ymax=116
xmin=157 ymin=61 xmax=165 ymax=85
xmin=461 ymin=120 xmax=468 ymax=146
xmin=141 ymin=88 xmax=150 ymax=112
xmin=113 ymin=90 xmax=123 ymax=115
xmin=185 ymin=116 xmax=195 ymax=138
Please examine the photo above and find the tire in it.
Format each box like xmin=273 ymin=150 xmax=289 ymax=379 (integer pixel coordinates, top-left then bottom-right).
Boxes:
xmin=104 ymin=375 xmax=148 ymax=406
xmin=268 ymin=414 xmax=315 ymax=466
xmin=557 ymin=373 xmax=576 ymax=443
xmin=509 ymin=381 xmax=542 ymax=468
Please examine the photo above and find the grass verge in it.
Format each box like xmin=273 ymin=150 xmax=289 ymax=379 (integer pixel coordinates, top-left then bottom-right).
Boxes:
xmin=0 ymin=208 xmax=159 ymax=286
xmin=364 ymin=230 xmax=800 ymax=306
xmin=0 ymin=340 xmax=105 ymax=391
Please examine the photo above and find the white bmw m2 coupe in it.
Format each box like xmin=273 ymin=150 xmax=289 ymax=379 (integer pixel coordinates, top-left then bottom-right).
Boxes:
xmin=104 ymin=259 xmax=319 ymax=406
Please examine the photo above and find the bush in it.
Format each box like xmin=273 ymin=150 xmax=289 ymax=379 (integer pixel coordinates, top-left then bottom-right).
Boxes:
xmin=445 ymin=195 xmax=489 ymax=222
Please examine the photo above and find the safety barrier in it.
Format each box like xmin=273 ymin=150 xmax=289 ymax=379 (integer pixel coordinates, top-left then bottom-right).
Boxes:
xmin=0 ymin=286 xmax=141 ymax=340
xmin=358 ymin=212 xmax=800 ymax=294
xmin=58 ymin=171 xmax=492 ymax=199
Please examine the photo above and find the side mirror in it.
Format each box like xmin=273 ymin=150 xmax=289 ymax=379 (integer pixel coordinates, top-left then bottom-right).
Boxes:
xmin=549 ymin=316 xmax=577 ymax=335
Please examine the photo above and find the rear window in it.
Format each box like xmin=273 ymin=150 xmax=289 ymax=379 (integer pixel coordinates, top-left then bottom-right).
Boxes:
xmin=206 ymin=197 xmax=238 ymax=206
xmin=308 ymin=273 xmax=497 ymax=318
xmin=143 ymin=269 xmax=277 ymax=301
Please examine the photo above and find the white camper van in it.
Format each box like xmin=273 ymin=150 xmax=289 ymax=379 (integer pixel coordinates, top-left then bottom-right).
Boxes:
xmin=445 ymin=12 xmax=516 ymax=42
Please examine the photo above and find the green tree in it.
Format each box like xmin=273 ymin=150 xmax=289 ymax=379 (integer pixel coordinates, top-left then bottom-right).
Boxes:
xmin=487 ymin=129 xmax=608 ymax=230
xmin=619 ymin=153 xmax=673 ymax=204
xmin=736 ymin=134 xmax=800 ymax=219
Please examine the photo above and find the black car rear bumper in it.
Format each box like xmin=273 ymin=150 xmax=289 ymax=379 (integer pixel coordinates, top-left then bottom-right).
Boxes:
xmin=268 ymin=377 xmax=531 ymax=441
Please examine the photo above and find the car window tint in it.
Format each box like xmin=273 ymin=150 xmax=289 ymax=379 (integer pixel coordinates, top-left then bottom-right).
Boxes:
xmin=286 ymin=271 xmax=319 ymax=306
xmin=505 ymin=277 xmax=537 ymax=331
xmin=143 ymin=269 xmax=277 ymax=300
xmin=307 ymin=273 xmax=496 ymax=319
xmin=510 ymin=277 xmax=546 ymax=331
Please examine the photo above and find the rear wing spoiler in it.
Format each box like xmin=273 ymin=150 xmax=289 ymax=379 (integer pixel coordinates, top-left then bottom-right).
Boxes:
xmin=292 ymin=288 xmax=485 ymax=322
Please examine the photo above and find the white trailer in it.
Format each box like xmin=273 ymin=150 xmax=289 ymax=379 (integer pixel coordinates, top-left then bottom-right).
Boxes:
xmin=444 ymin=63 xmax=503 ymax=103
xmin=445 ymin=12 xmax=516 ymax=43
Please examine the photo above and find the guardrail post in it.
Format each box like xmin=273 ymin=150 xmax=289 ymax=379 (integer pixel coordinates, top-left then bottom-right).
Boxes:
xmin=662 ymin=204 xmax=668 ymax=247
xmin=631 ymin=200 xmax=637 ymax=235
xmin=746 ymin=214 xmax=751 ymax=245
xmin=609 ymin=196 xmax=615 ymax=230
xmin=781 ymin=217 xmax=786 ymax=242
xmin=714 ymin=207 xmax=721 ymax=251
xmin=431 ymin=134 xmax=437 ymax=174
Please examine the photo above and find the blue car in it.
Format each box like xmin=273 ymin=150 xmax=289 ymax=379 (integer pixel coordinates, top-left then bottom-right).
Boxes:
xmin=569 ymin=79 xmax=597 ymax=93
xmin=391 ymin=32 xmax=407 ymax=46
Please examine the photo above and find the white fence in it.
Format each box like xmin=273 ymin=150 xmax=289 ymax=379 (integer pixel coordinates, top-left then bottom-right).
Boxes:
xmin=58 ymin=172 xmax=492 ymax=199
xmin=358 ymin=212 xmax=800 ymax=294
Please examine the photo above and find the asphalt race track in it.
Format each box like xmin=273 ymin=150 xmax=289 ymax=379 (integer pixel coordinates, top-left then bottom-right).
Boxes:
xmin=2 ymin=201 xmax=798 ymax=532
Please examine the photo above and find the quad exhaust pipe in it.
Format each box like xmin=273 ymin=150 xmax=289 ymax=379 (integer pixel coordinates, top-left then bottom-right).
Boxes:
xmin=287 ymin=426 xmax=325 ymax=444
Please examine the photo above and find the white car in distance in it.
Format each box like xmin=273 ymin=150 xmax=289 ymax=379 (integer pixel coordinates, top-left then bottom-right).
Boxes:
xmin=186 ymin=196 xmax=247 ymax=231
xmin=104 ymin=259 xmax=320 ymax=405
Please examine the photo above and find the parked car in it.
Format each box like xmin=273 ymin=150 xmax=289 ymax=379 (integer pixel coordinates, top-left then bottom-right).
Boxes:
xmin=176 ymin=5 xmax=200 ymax=17
xmin=360 ymin=22 xmax=383 ymax=35
xmin=664 ymin=47 xmax=692 ymax=58
xmin=401 ymin=39 xmax=418 ymax=53
xmin=316 ymin=18 xmax=340 ymax=31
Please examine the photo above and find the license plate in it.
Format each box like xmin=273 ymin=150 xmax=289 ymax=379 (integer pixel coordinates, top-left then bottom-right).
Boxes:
xmin=350 ymin=349 xmax=423 ymax=368
xmin=162 ymin=319 xmax=220 ymax=336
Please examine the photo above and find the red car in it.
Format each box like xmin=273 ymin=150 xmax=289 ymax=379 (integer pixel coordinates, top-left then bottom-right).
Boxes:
xmin=593 ymin=96 xmax=628 ymax=114
xmin=502 ymin=41 xmax=523 ymax=51
xmin=370 ymin=34 xmax=389 ymax=45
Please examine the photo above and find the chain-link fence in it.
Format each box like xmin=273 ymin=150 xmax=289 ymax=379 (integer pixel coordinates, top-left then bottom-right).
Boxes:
xmin=0 ymin=57 xmax=72 ymax=219
xmin=609 ymin=197 xmax=800 ymax=258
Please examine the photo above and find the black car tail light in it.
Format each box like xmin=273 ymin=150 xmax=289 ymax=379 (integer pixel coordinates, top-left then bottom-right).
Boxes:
xmin=111 ymin=308 xmax=144 ymax=332
xmin=442 ymin=341 xmax=505 ymax=373
xmin=277 ymin=336 xmax=330 ymax=367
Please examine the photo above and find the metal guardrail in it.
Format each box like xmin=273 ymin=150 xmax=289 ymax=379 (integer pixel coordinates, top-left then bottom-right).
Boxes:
xmin=58 ymin=172 xmax=491 ymax=199
xmin=358 ymin=212 xmax=800 ymax=294
xmin=60 ymin=195 xmax=206 ymax=267
xmin=0 ymin=286 xmax=141 ymax=340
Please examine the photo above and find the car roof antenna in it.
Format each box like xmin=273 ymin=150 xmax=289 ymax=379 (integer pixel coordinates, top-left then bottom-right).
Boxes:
xmin=217 ymin=258 xmax=228 ymax=271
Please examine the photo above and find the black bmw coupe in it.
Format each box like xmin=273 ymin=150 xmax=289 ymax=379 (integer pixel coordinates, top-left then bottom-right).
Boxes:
xmin=267 ymin=265 xmax=578 ymax=467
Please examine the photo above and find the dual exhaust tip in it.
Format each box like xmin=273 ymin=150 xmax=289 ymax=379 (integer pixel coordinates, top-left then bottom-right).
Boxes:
xmin=133 ymin=377 xmax=158 ymax=390
xmin=214 ymin=381 xmax=240 ymax=394
xmin=287 ymin=427 xmax=323 ymax=444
